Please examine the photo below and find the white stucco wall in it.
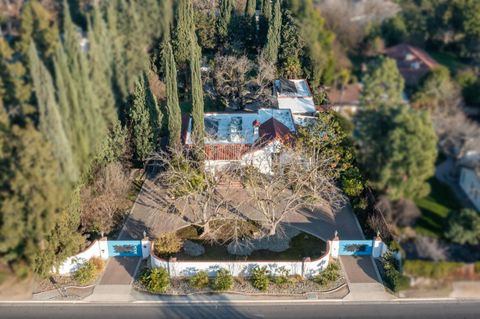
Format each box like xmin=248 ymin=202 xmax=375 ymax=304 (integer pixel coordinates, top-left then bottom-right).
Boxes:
xmin=460 ymin=168 xmax=480 ymax=211
xmin=205 ymin=142 xmax=279 ymax=175
xmin=150 ymin=241 xmax=331 ymax=279
xmin=56 ymin=240 xmax=105 ymax=275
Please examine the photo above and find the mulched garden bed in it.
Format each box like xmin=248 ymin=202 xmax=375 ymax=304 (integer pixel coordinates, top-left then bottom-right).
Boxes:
xmin=133 ymin=260 xmax=346 ymax=296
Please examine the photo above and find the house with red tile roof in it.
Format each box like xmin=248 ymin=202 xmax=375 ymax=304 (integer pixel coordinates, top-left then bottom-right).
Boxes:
xmin=327 ymin=83 xmax=363 ymax=116
xmin=182 ymin=109 xmax=296 ymax=174
xmin=385 ymin=43 xmax=439 ymax=86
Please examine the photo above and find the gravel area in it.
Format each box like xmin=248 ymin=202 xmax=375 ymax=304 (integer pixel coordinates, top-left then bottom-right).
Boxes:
xmin=183 ymin=240 xmax=205 ymax=256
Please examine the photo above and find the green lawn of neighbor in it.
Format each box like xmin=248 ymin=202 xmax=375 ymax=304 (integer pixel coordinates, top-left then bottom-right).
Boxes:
xmin=428 ymin=51 xmax=468 ymax=73
xmin=414 ymin=177 xmax=462 ymax=238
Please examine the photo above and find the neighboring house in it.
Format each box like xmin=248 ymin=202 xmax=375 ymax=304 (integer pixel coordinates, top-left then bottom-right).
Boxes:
xmin=459 ymin=164 xmax=480 ymax=211
xmin=273 ymin=78 xmax=319 ymax=126
xmin=182 ymin=108 xmax=296 ymax=174
xmin=385 ymin=43 xmax=439 ymax=87
xmin=327 ymin=83 xmax=363 ymax=116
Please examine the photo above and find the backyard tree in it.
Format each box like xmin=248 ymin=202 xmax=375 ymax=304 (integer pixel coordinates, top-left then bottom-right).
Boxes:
xmin=360 ymin=57 xmax=405 ymax=109
xmin=217 ymin=0 xmax=233 ymax=43
xmin=446 ymin=209 xmax=480 ymax=245
xmin=432 ymin=102 xmax=480 ymax=160
xmin=212 ymin=55 xmax=275 ymax=109
xmin=264 ymin=0 xmax=281 ymax=64
xmin=412 ymin=66 xmax=462 ymax=111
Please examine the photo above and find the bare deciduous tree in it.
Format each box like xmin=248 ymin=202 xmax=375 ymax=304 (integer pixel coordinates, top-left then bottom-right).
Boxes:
xmin=80 ymin=163 xmax=131 ymax=236
xmin=433 ymin=104 xmax=480 ymax=160
xmin=228 ymin=148 xmax=346 ymax=236
xmin=211 ymin=55 xmax=275 ymax=110
xmin=151 ymin=146 xmax=254 ymax=245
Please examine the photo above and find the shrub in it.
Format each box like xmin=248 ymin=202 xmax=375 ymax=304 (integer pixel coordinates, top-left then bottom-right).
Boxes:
xmin=212 ymin=269 xmax=233 ymax=291
xmin=189 ymin=271 xmax=209 ymax=289
xmin=90 ymin=257 xmax=105 ymax=272
xmin=475 ymin=262 xmax=480 ymax=274
xmin=313 ymin=262 xmax=340 ymax=286
xmin=140 ymin=268 xmax=170 ymax=293
xmin=74 ymin=260 xmax=97 ymax=285
xmin=154 ymin=233 xmax=183 ymax=256
xmin=445 ymin=209 xmax=480 ymax=245
xmin=382 ymin=254 xmax=409 ymax=292
xmin=403 ymin=260 xmax=462 ymax=279
xmin=272 ymin=267 xmax=292 ymax=286
xmin=341 ymin=167 xmax=364 ymax=198
xmin=250 ymin=266 xmax=270 ymax=291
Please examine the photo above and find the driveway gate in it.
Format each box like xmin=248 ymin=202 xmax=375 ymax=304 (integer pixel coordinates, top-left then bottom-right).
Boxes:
xmin=107 ymin=240 xmax=143 ymax=257
xmin=339 ymin=240 xmax=373 ymax=256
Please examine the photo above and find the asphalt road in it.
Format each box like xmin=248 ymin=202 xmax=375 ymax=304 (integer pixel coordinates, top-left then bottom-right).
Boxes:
xmin=0 ymin=301 xmax=479 ymax=319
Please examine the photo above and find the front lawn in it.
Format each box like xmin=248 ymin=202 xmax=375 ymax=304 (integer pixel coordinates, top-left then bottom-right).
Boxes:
xmin=414 ymin=177 xmax=462 ymax=238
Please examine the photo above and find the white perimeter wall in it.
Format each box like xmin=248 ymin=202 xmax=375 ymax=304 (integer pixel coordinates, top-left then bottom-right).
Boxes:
xmin=150 ymin=241 xmax=331 ymax=279
xmin=55 ymin=239 xmax=108 ymax=275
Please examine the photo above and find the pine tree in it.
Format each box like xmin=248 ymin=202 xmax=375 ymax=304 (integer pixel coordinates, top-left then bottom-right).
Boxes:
xmin=360 ymin=57 xmax=405 ymax=109
xmin=130 ymin=77 xmax=155 ymax=162
xmin=29 ymin=42 xmax=77 ymax=183
xmin=163 ymin=41 xmax=182 ymax=148
xmin=264 ymin=0 xmax=281 ymax=64
xmin=173 ymin=0 xmax=194 ymax=66
xmin=246 ymin=0 xmax=257 ymax=17
xmin=191 ymin=35 xmax=205 ymax=143
xmin=217 ymin=0 xmax=233 ymax=42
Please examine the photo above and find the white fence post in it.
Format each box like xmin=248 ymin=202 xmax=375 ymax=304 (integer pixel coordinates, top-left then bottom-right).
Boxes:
xmin=99 ymin=237 xmax=109 ymax=260
xmin=330 ymin=232 xmax=340 ymax=259
xmin=141 ymin=238 xmax=151 ymax=259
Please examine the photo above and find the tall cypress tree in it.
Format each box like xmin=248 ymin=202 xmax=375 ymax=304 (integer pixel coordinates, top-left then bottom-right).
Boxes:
xmin=258 ymin=0 xmax=272 ymax=46
xmin=262 ymin=0 xmax=272 ymax=21
xmin=191 ymin=35 xmax=204 ymax=143
xmin=163 ymin=41 xmax=182 ymax=148
xmin=173 ymin=0 xmax=194 ymax=67
xmin=0 ymin=38 xmax=32 ymax=118
xmin=264 ymin=0 xmax=281 ymax=64
xmin=217 ymin=0 xmax=233 ymax=42
xmin=246 ymin=0 xmax=257 ymax=17
xmin=29 ymin=42 xmax=77 ymax=183
xmin=130 ymin=76 xmax=155 ymax=162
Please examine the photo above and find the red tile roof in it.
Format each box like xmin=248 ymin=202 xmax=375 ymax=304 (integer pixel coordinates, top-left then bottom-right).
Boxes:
xmin=328 ymin=83 xmax=362 ymax=106
xmin=259 ymin=117 xmax=294 ymax=144
xmin=385 ymin=43 xmax=439 ymax=86
xmin=204 ymin=144 xmax=252 ymax=161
